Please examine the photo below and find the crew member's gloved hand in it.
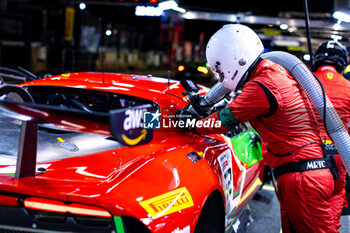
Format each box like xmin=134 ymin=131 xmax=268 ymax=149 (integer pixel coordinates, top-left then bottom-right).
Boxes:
xmin=188 ymin=94 xmax=209 ymax=117
xmin=175 ymin=107 xmax=200 ymax=134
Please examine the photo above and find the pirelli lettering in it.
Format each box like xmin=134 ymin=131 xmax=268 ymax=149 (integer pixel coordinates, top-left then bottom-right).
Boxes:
xmin=139 ymin=187 xmax=194 ymax=219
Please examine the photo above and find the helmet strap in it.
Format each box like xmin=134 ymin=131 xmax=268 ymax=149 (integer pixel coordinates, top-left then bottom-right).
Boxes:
xmin=235 ymin=55 xmax=263 ymax=91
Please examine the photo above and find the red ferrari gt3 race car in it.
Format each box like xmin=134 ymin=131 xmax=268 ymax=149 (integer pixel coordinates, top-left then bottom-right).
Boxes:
xmin=0 ymin=69 xmax=265 ymax=233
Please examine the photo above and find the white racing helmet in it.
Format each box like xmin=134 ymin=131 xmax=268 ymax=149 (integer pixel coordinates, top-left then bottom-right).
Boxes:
xmin=206 ymin=24 xmax=264 ymax=91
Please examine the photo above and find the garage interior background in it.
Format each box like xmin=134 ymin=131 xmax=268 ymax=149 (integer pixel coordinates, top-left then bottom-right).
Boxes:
xmin=1 ymin=0 xmax=350 ymax=78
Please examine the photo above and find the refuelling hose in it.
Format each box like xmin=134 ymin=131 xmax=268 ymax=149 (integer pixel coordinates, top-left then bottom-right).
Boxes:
xmin=201 ymin=51 xmax=350 ymax=174
xmin=262 ymin=51 xmax=350 ymax=174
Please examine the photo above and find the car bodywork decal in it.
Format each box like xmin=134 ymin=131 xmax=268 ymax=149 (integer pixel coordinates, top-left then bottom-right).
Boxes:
xmin=139 ymin=187 xmax=194 ymax=219
xmin=230 ymin=128 xmax=263 ymax=167
xmin=114 ymin=216 xmax=125 ymax=233
xmin=217 ymin=148 xmax=235 ymax=211
xmin=186 ymin=151 xmax=202 ymax=163
xmin=121 ymin=128 xmax=148 ymax=146
xmin=221 ymin=138 xmax=247 ymax=227
xmin=217 ymin=147 xmax=246 ymax=216
xmin=171 ymin=225 xmax=190 ymax=233
xmin=237 ymin=177 xmax=262 ymax=206
xmin=109 ymin=105 xmax=154 ymax=146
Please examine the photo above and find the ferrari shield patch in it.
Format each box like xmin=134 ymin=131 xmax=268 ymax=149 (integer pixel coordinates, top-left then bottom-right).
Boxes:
xmin=139 ymin=187 xmax=194 ymax=219
xmin=326 ymin=72 xmax=334 ymax=80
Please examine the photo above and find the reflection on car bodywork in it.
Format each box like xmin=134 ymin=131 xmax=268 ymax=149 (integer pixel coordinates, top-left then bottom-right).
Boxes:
xmin=0 ymin=72 xmax=265 ymax=233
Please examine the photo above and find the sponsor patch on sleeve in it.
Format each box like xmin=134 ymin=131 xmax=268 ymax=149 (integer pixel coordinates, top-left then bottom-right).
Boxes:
xmin=326 ymin=72 xmax=334 ymax=80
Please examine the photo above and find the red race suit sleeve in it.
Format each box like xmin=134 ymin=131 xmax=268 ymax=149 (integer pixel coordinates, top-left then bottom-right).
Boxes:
xmin=196 ymin=81 xmax=271 ymax=135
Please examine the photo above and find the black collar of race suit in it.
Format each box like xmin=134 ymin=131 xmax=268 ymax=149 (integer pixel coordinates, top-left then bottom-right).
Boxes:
xmin=235 ymin=56 xmax=263 ymax=91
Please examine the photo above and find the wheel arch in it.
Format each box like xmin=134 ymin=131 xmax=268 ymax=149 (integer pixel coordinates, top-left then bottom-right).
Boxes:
xmin=194 ymin=189 xmax=225 ymax=233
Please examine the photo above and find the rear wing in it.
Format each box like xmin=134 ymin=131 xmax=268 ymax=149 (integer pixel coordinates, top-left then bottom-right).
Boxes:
xmin=0 ymin=86 xmax=154 ymax=178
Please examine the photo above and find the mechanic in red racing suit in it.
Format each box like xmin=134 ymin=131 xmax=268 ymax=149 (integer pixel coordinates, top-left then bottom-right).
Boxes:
xmin=178 ymin=24 xmax=339 ymax=232
xmin=312 ymin=41 xmax=350 ymax=230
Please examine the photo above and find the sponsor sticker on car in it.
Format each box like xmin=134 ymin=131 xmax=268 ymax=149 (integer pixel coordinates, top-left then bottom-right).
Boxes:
xmin=139 ymin=187 xmax=194 ymax=219
xmin=109 ymin=105 xmax=154 ymax=146
xmin=218 ymin=149 xmax=234 ymax=211
xmin=171 ymin=225 xmax=190 ymax=233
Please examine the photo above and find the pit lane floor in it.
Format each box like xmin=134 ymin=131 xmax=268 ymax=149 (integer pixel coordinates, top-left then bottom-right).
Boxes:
xmin=247 ymin=184 xmax=350 ymax=233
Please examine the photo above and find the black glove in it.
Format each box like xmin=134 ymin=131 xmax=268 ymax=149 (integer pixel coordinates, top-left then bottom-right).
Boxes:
xmin=188 ymin=94 xmax=209 ymax=117
xmin=175 ymin=107 xmax=200 ymax=134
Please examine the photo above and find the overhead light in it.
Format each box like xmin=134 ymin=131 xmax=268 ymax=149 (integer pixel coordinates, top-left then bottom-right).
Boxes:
xmin=273 ymin=39 xmax=299 ymax=47
xmin=303 ymin=54 xmax=311 ymax=61
xmin=159 ymin=0 xmax=177 ymax=10
xmin=135 ymin=6 xmax=164 ymax=17
xmin=288 ymin=26 xmax=297 ymax=33
xmin=174 ymin=6 xmax=186 ymax=13
xmin=333 ymin=23 xmax=342 ymax=31
xmin=279 ymin=24 xmax=288 ymax=30
xmin=158 ymin=0 xmax=186 ymax=13
xmin=330 ymin=34 xmax=343 ymax=41
xmin=183 ymin=11 xmax=236 ymax=20
xmin=105 ymin=29 xmax=112 ymax=36
xmin=333 ymin=11 xmax=350 ymax=23
xmin=197 ymin=66 xmax=209 ymax=74
xmin=177 ymin=65 xmax=185 ymax=72
xmin=79 ymin=2 xmax=86 ymax=10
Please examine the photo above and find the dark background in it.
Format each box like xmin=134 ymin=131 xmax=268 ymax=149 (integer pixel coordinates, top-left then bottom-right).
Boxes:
xmin=0 ymin=0 xmax=348 ymax=77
